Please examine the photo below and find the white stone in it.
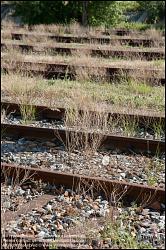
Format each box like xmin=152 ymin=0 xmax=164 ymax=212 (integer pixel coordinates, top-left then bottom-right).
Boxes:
xmin=46 ymin=204 xmax=52 ymax=212
xmin=16 ymin=187 xmax=25 ymax=195
xmin=102 ymin=156 xmax=110 ymax=166
xmin=38 ymin=231 xmax=46 ymax=238
xmin=120 ymin=173 xmax=126 ymax=178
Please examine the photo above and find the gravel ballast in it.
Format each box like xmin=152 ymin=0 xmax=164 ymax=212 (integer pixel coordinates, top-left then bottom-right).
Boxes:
xmin=1 ymin=181 xmax=165 ymax=249
xmin=1 ymin=137 xmax=165 ymax=188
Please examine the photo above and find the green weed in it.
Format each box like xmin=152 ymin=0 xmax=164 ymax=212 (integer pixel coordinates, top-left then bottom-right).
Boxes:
xmin=19 ymin=104 xmax=36 ymax=125
xmin=101 ymin=218 xmax=153 ymax=249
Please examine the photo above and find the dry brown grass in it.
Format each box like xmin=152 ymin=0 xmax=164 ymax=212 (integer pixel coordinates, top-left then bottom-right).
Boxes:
xmin=144 ymin=28 xmax=163 ymax=40
xmin=2 ymin=24 xmax=165 ymax=51
xmin=1 ymin=21 xmax=104 ymax=37
xmin=69 ymin=49 xmax=107 ymax=82
xmin=2 ymin=20 xmax=164 ymax=40
xmin=1 ymin=30 xmax=13 ymax=40
xmin=55 ymin=104 xmax=109 ymax=156
xmin=1 ymin=71 xmax=165 ymax=115
xmin=2 ymin=48 xmax=165 ymax=86
xmin=1 ymin=72 xmax=44 ymax=105
xmin=22 ymin=32 xmax=55 ymax=44
xmin=1 ymin=28 xmax=165 ymax=112
xmin=4 ymin=39 xmax=165 ymax=52
xmin=2 ymin=46 xmax=165 ymax=69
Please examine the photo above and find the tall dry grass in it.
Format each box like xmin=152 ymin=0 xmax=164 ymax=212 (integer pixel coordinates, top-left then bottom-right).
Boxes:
xmin=2 ymin=45 xmax=164 ymax=86
xmin=2 ymin=20 xmax=164 ymax=40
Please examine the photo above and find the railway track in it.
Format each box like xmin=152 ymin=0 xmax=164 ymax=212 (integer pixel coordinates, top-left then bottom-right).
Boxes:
xmin=1 ymin=122 xmax=165 ymax=155
xmin=2 ymin=163 xmax=165 ymax=207
xmin=1 ymin=25 xmax=165 ymax=249
xmin=1 ymin=40 xmax=165 ymax=60
xmin=1 ymin=163 xmax=165 ymax=249
xmin=1 ymin=59 xmax=165 ymax=85
xmin=101 ymin=29 xmax=165 ymax=37
xmin=1 ymin=101 xmax=165 ymax=128
xmin=2 ymin=105 xmax=165 ymax=248
xmin=2 ymin=30 xmax=165 ymax=47
xmin=1 ymin=101 xmax=165 ymax=154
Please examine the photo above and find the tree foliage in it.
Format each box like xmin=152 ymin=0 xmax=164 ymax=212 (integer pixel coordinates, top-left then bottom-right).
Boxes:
xmin=12 ymin=1 xmax=165 ymax=26
xmin=88 ymin=1 xmax=126 ymax=27
xmin=13 ymin=1 xmax=82 ymax=25
xmin=138 ymin=1 xmax=165 ymax=23
xmin=13 ymin=1 xmax=125 ymax=26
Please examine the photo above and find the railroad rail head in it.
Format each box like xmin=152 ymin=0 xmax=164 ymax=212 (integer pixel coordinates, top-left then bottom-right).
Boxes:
xmin=2 ymin=163 xmax=165 ymax=207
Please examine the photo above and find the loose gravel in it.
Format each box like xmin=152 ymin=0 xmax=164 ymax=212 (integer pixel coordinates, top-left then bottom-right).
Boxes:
xmin=1 ymin=181 xmax=165 ymax=249
xmin=1 ymin=182 xmax=44 ymax=213
xmin=1 ymin=137 xmax=165 ymax=188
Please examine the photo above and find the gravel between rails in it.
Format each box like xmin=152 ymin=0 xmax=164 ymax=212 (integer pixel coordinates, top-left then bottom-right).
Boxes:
xmin=1 ymin=180 xmax=165 ymax=249
xmin=1 ymin=137 xmax=165 ymax=188
xmin=1 ymin=182 xmax=45 ymax=213
xmin=2 ymin=115 xmax=165 ymax=141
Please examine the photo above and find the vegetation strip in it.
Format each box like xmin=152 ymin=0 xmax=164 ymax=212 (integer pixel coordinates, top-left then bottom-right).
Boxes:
xmin=1 ymin=123 xmax=165 ymax=154
xmin=2 ymin=60 xmax=165 ymax=84
xmin=2 ymin=30 xmax=165 ymax=47
xmin=1 ymin=101 xmax=165 ymax=127
xmin=2 ymin=163 xmax=165 ymax=205
xmin=1 ymin=41 xmax=165 ymax=60
xmin=3 ymin=26 xmax=164 ymax=37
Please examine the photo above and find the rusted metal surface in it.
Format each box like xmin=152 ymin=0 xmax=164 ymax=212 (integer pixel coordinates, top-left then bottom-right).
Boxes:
xmin=1 ymin=123 xmax=165 ymax=154
xmin=2 ymin=60 xmax=165 ymax=85
xmin=1 ymin=41 xmax=165 ymax=60
xmin=1 ymin=30 xmax=165 ymax=47
xmin=1 ymin=101 xmax=65 ymax=120
xmin=1 ymin=101 xmax=165 ymax=128
xmin=2 ymin=163 xmax=165 ymax=205
xmin=103 ymin=28 xmax=165 ymax=37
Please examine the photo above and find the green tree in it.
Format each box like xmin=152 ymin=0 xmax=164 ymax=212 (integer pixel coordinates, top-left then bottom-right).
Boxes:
xmin=138 ymin=1 xmax=165 ymax=23
xmin=88 ymin=1 xmax=125 ymax=27
xmin=13 ymin=1 xmax=82 ymax=25
xmin=13 ymin=1 xmax=125 ymax=26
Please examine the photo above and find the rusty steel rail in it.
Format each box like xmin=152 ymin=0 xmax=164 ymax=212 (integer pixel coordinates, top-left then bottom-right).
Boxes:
xmin=1 ymin=123 xmax=165 ymax=154
xmin=1 ymin=163 xmax=165 ymax=205
xmin=1 ymin=60 xmax=165 ymax=85
xmin=1 ymin=30 xmax=165 ymax=47
xmin=1 ymin=41 xmax=165 ymax=60
xmin=1 ymin=101 xmax=165 ymax=128
xmin=102 ymin=28 xmax=165 ymax=37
